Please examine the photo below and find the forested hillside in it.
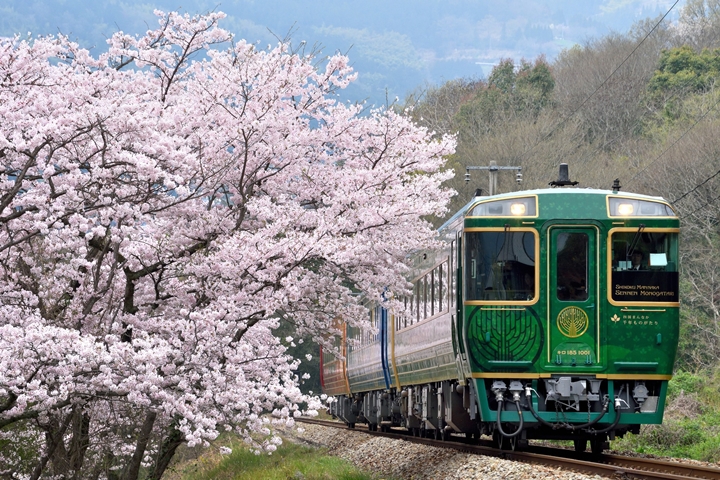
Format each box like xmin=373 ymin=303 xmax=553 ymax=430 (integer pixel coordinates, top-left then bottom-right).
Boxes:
xmin=405 ymin=0 xmax=720 ymax=375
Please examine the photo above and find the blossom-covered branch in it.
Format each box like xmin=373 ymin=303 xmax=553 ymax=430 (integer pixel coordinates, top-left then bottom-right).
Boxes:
xmin=0 ymin=10 xmax=454 ymax=478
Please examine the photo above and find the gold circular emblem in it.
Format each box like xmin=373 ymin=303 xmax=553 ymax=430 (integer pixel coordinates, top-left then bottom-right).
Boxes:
xmin=557 ymin=306 xmax=589 ymax=338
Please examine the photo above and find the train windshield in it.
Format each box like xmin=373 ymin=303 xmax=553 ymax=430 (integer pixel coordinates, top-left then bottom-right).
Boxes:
xmin=465 ymin=230 xmax=537 ymax=302
xmin=609 ymin=228 xmax=679 ymax=303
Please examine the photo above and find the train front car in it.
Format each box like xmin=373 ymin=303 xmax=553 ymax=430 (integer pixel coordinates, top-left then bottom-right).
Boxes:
xmin=461 ymin=183 xmax=680 ymax=452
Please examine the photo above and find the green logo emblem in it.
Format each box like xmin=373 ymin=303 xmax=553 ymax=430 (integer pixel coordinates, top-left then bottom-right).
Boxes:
xmin=557 ymin=306 xmax=589 ymax=338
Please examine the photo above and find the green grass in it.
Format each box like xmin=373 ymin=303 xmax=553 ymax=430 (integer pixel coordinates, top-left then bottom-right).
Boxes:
xmin=164 ymin=437 xmax=386 ymax=480
xmin=611 ymin=369 xmax=720 ymax=462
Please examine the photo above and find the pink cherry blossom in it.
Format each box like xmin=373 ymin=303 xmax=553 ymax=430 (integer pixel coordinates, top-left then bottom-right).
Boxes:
xmin=0 ymin=10 xmax=454 ymax=478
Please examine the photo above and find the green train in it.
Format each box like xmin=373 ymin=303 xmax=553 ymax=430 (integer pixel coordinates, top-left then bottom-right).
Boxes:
xmin=321 ymin=165 xmax=679 ymax=453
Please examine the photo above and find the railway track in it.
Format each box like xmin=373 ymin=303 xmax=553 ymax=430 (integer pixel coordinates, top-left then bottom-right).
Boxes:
xmin=296 ymin=418 xmax=720 ymax=480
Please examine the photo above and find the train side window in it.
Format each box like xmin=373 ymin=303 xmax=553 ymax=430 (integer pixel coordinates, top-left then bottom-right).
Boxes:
xmin=430 ymin=269 xmax=435 ymax=316
xmin=451 ymin=238 xmax=456 ymax=307
xmin=438 ymin=263 xmax=443 ymax=313
xmin=415 ymin=280 xmax=421 ymax=323
xmin=402 ymin=297 xmax=408 ymax=329
xmin=376 ymin=307 xmax=380 ymax=340
xmin=556 ymin=232 xmax=588 ymax=301
xmin=424 ymin=274 xmax=430 ymax=318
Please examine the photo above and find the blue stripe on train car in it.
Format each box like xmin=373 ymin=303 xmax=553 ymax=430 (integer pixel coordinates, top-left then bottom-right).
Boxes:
xmin=380 ymin=306 xmax=391 ymax=389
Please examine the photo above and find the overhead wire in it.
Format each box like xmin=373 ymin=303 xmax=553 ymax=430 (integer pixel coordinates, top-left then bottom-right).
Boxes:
xmin=683 ymin=189 xmax=720 ymax=219
xmin=582 ymin=2 xmax=720 ymax=205
xmin=570 ymin=79 xmax=687 ymax=175
xmin=627 ymin=91 xmax=720 ymax=192
xmin=516 ymin=0 xmax=680 ymax=164
xmin=673 ymin=166 xmax=720 ymax=204
xmin=525 ymin=0 xmax=720 ymax=211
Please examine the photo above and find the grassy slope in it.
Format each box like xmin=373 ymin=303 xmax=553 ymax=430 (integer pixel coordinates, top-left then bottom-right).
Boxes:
xmin=611 ymin=369 xmax=720 ymax=462
xmin=163 ymin=436 xmax=386 ymax=480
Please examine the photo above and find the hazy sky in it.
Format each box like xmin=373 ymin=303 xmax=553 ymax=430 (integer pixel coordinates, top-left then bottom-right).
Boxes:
xmin=0 ymin=0 xmax=685 ymax=105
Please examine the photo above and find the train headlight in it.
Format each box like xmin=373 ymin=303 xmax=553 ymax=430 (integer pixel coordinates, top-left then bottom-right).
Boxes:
xmin=617 ymin=203 xmax=634 ymax=216
xmin=510 ymin=203 xmax=527 ymax=215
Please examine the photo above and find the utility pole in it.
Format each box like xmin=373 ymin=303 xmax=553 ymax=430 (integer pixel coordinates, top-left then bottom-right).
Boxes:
xmin=464 ymin=160 xmax=522 ymax=196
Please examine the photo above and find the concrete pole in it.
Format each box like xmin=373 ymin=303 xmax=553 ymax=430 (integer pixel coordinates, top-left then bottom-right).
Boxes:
xmin=489 ymin=160 xmax=498 ymax=196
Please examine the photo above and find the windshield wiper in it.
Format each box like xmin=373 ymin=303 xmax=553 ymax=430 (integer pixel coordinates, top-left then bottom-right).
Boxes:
xmin=626 ymin=224 xmax=646 ymax=260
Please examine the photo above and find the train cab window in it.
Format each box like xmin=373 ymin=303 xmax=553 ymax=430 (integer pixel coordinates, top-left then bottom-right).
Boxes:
xmin=556 ymin=232 xmax=589 ymax=301
xmin=610 ymin=229 xmax=679 ymax=303
xmin=465 ymin=230 xmax=537 ymax=302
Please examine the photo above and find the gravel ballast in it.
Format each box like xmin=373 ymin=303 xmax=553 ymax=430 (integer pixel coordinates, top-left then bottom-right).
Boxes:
xmin=284 ymin=423 xmax=608 ymax=480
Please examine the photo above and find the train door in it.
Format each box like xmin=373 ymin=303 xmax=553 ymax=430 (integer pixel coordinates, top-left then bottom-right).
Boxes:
xmin=547 ymin=226 xmax=600 ymax=368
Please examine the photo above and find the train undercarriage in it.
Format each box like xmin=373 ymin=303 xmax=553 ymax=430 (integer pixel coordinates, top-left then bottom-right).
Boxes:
xmin=328 ymin=376 xmax=663 ymax=453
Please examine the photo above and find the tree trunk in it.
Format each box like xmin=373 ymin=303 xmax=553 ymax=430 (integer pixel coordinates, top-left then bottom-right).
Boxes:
xmin=30 ymin=413 xmax=73 ymax=480
xmin=121 ymin=410 xmax=157 ymax=480
xmin=69 ymin=405 xmax=91 ymax=478
xmin=145 ymin=425 xmax=184 ymax=480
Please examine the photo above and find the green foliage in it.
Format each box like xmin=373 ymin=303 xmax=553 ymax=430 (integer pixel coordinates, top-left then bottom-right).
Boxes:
xmin=676 ymin=303 xmax=715 ymax=370
xmin=273 ymin=319 xmax=321 ymax=397
xmin=488 ymin=59 xmax=516 ymax=94
xmin=515 ymin=57 xmax=555 ymax=109
xmin=667 ymin=370 xmax=704 ymax=397
xmin=166 ymin=438 xmax=383 ymax=480
xmin=650 ymin=46 xmax=720 ymax=93
xmin=646 ymin=46 xmax=720 ymax=122
xmin=614 ymin=413 xmax=720 ymax=461
xmin=453 ymin=57 xmax=555 ymax=139
xmin=612 ymin=370 xmax=720 ymax=462
xmin=0 ymin=421 xmax=44 ymax=476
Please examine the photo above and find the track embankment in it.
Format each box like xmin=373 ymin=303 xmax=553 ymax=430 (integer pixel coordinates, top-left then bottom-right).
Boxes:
xmin=287 ymin=418 xmax=720 ymax=480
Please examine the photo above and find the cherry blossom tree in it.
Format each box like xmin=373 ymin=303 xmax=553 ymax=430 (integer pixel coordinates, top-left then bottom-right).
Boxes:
xmin=0 ymin=10 xmax=454 ymax=479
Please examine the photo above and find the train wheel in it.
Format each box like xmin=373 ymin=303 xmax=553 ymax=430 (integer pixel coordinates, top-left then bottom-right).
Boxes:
xmin=573 ymin=439 xmax=587 ymax=452
xmin=493 ymin=430 xmax=511 ymax=450
xmin=590 ymin=438 xmax=605 ymax=455
xmin=347 ymin=422 xmax=355 ymax=429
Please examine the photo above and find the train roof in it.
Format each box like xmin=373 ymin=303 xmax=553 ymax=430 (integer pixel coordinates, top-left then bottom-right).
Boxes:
xmin=476 ymin=187 xmax=669 ymax=201
xmin=438 ymin=187 xmax=674 ymax=233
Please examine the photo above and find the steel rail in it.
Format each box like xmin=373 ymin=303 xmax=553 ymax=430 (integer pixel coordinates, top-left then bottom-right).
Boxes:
xmin=296 ymin=417 xmax=720 ymax=480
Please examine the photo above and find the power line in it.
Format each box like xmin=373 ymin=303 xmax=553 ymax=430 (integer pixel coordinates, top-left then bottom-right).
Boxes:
xmin=673 ymin=167 xmax=720 ymax=204
xmin=628 ymin=92 xmax=720 ymax=189
xmin=570 ymin=91 xmax=685 ymax=175
xmin=684 ymin=189 xmax=720 ymax=219
xmin=518 ymin=0 xmax=680 ymax=164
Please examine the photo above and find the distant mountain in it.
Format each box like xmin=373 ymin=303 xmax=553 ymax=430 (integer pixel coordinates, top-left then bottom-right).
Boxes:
xmin=0 ymin=0 xmax=682 ymax=106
